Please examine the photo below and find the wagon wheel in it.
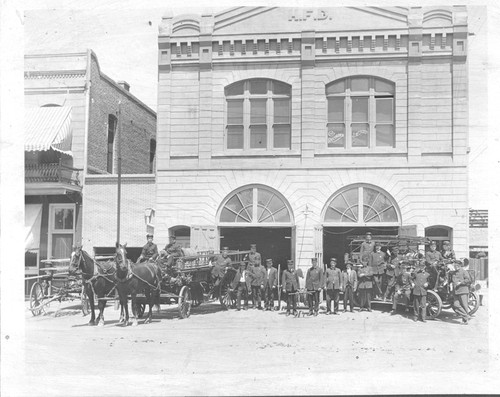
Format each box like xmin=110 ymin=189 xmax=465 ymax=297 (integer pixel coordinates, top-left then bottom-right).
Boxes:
xmin=30 ymin=282 xmax=45 ymax=316
xmin=80 ymin=289 xmax=90 ymax=316
xmin=178 ymin=286 xmax=192 ymax=319
xmin=426 ymin=289 xmax=442 ymax=319
xmin=219 ymin=277 xmax=236 ymax=310
xmin=468 ymin=291 xmax=479 ymax=316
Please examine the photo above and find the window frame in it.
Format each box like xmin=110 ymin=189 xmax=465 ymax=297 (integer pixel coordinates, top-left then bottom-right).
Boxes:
xmin=47 ymin=203 xmax=76 ymax=260
xmin=326 ymin=76 xmax=395 ymax=150
xmin=225 ymin=79 xmax=291 ymax=151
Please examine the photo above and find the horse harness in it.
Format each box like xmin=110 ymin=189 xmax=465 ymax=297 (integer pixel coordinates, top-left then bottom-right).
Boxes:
xmin=116 ymin=258 xmax=161 ymax=292
xmin=76 ymin=251 xmax=118 ymax=300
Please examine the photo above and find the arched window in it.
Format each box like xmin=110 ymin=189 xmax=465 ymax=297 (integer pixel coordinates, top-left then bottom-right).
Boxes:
xmin=107 ymin=114 xmax=117 ymax=173
xmin=324 ymin=184 xmax=400 ymax=225
xmin=225 ymin=79 xmax=291 ymax=150
xmin=219 ymin=185 xmax=292 ymax=225
xmin=326 ymin=76 xmax=395 ymax=149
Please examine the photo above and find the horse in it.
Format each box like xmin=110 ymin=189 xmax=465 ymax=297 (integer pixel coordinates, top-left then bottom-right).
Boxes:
xmin=68 ymin=246 xmax=117 ymax=326
xmin=115 ymin=243 xmax=161 ymax=326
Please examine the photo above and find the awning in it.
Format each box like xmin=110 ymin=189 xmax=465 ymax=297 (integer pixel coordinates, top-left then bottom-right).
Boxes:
xmin=25 ymin=106 xmax=73 ymax=155
xmin=25 ymin=204 xmax=43 ymax=252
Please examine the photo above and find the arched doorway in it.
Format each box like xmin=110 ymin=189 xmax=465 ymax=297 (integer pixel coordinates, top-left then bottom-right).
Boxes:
xmin=321 ymin=184 xmax=401 ymax=268
xmin=217 ymin=184 xmax=294 ymax=267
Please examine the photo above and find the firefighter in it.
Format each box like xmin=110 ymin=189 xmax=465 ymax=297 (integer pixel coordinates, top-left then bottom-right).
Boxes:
xmin=137 ymin=233 xmax=159 ymax=263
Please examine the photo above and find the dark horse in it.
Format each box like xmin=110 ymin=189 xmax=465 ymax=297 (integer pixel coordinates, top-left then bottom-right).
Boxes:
xmin=115 ymin=243 xmax=161 ymax=326
xmin=68 ymin=246 xmax=117 ymax=326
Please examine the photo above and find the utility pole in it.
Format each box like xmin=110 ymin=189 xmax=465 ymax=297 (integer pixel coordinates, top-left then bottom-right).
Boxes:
xmin=117 ymin=102 xmax=122 ymax=244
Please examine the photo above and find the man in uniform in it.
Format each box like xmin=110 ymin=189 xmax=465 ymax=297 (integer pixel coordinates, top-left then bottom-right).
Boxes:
xmin=369 ymin=242 xmax=386 ymax=299
xmin=412 ymin=261 xmax=430 ymax=322
xmin=391 ymin=262 xmax=413 ymax=315
xmin=342 ymin=261 xmax=358 ymax=312
xmin=263 ymin=259 xmax=278 ymax=311
xmin=163 ymin=235 xmax=183 ymax=267
xmin=245 ymin=243 xmax=262 ymax=267
xmin=425 ymin=241 xmax=442 ymax=290
xmin=249 ymin=255 xmax=266 ymax=309
xmin=425 ymin=240 xmax=443 ymax=264
xmin=305 ymin=258 xmax=324 ymax=316
xmin=231 ymin=261 xmax=251 ymax=311
xmin=360 ymin=232 xmax=375 ymax=264
xmin=383 ymin=246 xmax=400 ymax=302
xmin=324 ymin=258 xmax=342 ymax=315
xmin=357 ymin=262 xmax=373 ymax=312
xmin=441 ymin=240 xmax=456 ymax=260
xmin=451 ymin=260 xmax=472 ymax=325
xmin=211 ymin=247 xmax=232 ymax=288
xmin=282 ymin=259 xmax=300 ymax=316
xmin=137 ymin=233 xmax=159 ymax=263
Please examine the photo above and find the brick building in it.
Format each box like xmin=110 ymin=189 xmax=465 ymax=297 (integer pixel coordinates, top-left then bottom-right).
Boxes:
xmin=152 ymin=6 xmax=469 ymax=276
xmin=25 ymin=50 xmax=156 ymax=282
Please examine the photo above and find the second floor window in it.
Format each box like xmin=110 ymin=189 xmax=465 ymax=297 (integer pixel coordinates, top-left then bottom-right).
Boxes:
xmin=107 ymin=115 xmax=117 ymax=173
xmin=225 ymin=79 xmax=291 ymax=150
xmin=326 ymin=76 xmax=395 ymax=149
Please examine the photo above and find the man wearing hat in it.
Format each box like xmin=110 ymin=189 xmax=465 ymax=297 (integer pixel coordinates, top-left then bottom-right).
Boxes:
xmin=249 ymin=255 xmax=266 ymax=310
xmin=441 ymin=240 xmax=456 ymax=260
xmin=360 ymin=232 xmax=375 ymax=264
xmin=244 ymin=244 xmax=262 ymax=267
xmin=305 ymin=258 xmax=324 ymax=316
xmin=425 ymin=241 xmax=443 ymax=264
xmin=451 ymin=260 xmax=472 ymax=324
xmin=412 ymin=261 xmax=430 ymax=322
xmin=342 ymin=261 xmax=358 ymax=312
xmin=324 ymin=258 xmax=342 ymax=315
xmin=391 ymin=262 xmax=413 ymax=315
xmin=282 ymin=259 xmax=300 ymax=316
xmin=211 ymin=247 xmax=232 ymax=288
xmin=163 ymin=235 xmax=183 ymax=266
xmin=369 ymin=242 xmax=386 ymax=299
xmin=357 ymin=262 xmax=374 ymax=311
xmin=263 ymin=259 xmax=278 ymax=311
xmin=231 ymin=261 xmax=251 ymax=310
xmin=137 ymin=234 xmax=159 ymax=263
xmin=383 ymin=246 xmax=401 ymax=302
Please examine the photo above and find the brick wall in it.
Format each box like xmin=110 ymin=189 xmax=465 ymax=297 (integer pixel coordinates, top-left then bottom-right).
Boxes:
xmin=87 ymin=55 xmax=156 ymax=174
xmin=81 ymin=174 xmax=156 ymax=250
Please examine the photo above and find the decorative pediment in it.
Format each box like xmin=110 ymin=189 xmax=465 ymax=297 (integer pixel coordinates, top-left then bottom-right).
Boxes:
xmin=211 ymin=6 xmax=410 ymax=35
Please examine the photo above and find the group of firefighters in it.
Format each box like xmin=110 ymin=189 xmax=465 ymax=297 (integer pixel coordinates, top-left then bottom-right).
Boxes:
xmin=138 ymin=232 xmax=473 ymax=325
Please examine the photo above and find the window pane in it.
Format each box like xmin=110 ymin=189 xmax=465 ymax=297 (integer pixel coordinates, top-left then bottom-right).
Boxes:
xmin=54 ymin=208 xmax=73 ymax=230
xmin=328 ymin=97 xmax=344 ymax=122
xmin=225 ymin=82 xmax=244 ymax=96
xmin=375 ymin=79 xmax=394 ymax=94
xmin=52 ymin=234 xmax=73 ymax=259
xmin=273 ymin=125 xmax=291 ymax=148
xmin=376 ymin=98 xmax=393 ymax=123
xmin=352 ymin=97 xmax=368 ymax=122
xmin=376 ymin=124 xmax=394 ymax=147
xmin=227 ymin=126 xmax=244 ymax=149
xmin=250 ymin=126 xmax=267 ymax=148
xmin=227 ymin=100 xmax=244 ymax=124
xmin=326 ymin=80 xmax=345 ymax=95
xmin=380 ymin=207 xmax=398 ymax=222
xmin=351 ymin=123 xmax=369 ymax=147
xmin=351 ymin=77 xmax=370 ymax=92
xmin=250 ymin=80 xmax=267 ymax=94
xmin=250 ymin=99 xmax=267 ymax=124
xmin=274 ymin=99 xmax=290 ymax=123
xmin=327 ymin=123 xmax=345 ymax=148
xmin=272 ymin=81 xmax=290 ymax=95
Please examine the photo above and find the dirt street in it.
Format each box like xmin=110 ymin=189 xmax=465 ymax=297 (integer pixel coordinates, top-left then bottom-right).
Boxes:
xmin=12 ymin=294 xmax=496 ymax=396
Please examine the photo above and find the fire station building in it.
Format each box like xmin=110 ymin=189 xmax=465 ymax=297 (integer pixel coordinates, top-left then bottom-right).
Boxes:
xmin=151 ymin=6 xmax=469 ymax=273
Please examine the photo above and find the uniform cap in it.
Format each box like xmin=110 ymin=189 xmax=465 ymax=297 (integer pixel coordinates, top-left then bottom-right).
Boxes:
xmin=365 ymin=232 xmax=372 ymax=236
xmin=169 ymin=235 xmax=176 ymax=239
xmin=345 ymin=261 xmax=354 ymax=267
xmin=287 ymin=259 xmax=294 ymax=265
xmin=430 ymin=241 xmax=436 ymax=245
xmin=375 ymin=241 xmax=382 ymax=247
xmin=443 ymin=240 xmax=450 ymax=245
xmin=311 ymin=257 xmax=318 ymax=262
xmin=266 ymin=258 xmax=273 ymax=263
xmin=146 ymin=233 xmax=153 ymax=238
xmin=330 ymin=258 xmax=337 ymax=262
xmin=250 ymin=244 xmax=257 ymax=248
xmin=222 ymin=247 xmax=229 ymax=250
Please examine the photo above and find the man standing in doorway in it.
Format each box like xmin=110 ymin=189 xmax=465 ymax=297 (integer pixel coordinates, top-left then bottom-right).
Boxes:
xmin=231 ymin=261 xmax=251 ymax=311
xmin=137 ymin=233 xmax=159 ymax=263
xmin=263 ymin=258 xmax=278 ymax=310
xmin=305 ymin=257 xmax=323 ymax=316
xmin=360 ymin=232 xmax=375 ymax=264
xmin=249 ymin=256 xmax=266 ymax=309
xmin=342 ymin=261 xmax=358 ymax=312
xmin=245 ymin=243 xmax=262 ymax=267
xmin=383 ymin=246 xmax=400 ymax=302
xmin=369 ymin=242 xmax=386 ymax=299
xmin=325 ymin=258 xmax=342 ymax=315
xmin=282 ymin=259 xmax=299 ymax=316
xmin=357 ymin=262 xmax=373 ymax=312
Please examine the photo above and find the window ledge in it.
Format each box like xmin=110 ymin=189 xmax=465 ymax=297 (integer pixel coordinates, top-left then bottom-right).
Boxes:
xmin=212 ymin=150 xmax=301 ymax=158
xmin=315 ymin=148 xmax=407 ymax=156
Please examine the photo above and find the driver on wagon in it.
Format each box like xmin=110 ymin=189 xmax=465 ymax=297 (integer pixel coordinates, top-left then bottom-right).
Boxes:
xmin=137 ymin=233 xmax=159 ymax=263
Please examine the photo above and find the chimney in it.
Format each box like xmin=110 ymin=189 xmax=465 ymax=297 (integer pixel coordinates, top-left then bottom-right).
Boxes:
xmin=117 ymin=80 xmax=130 ymax=92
